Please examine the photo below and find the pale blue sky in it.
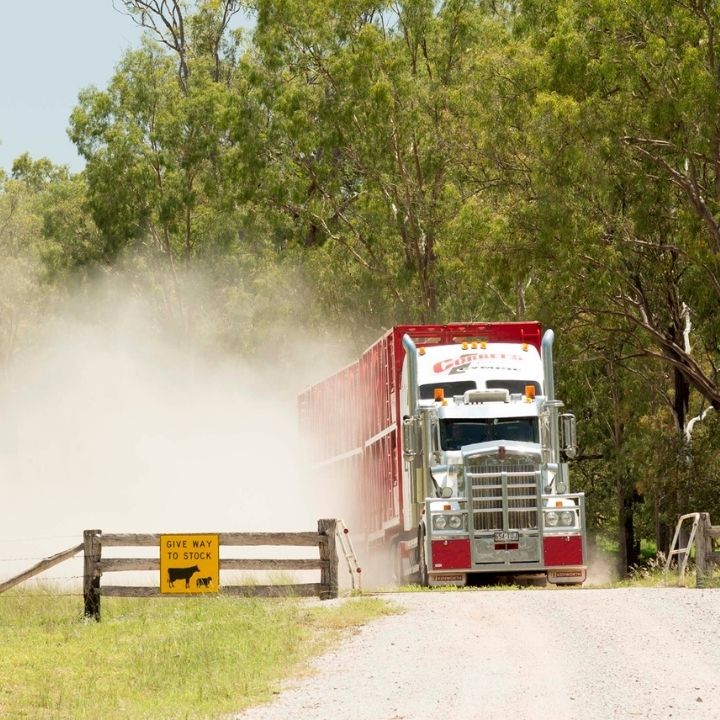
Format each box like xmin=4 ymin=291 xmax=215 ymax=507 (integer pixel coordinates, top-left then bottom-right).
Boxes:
xmin=0 ymin=2 xmax=145 ymax=173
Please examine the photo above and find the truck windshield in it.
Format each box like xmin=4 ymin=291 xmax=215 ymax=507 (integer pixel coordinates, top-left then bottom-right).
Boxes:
xmin=440 ymin=418 xmax=539 ymax=450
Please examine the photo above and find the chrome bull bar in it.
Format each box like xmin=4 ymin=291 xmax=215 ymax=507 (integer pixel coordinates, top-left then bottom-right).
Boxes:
xmin=425 ymin=456 xmax=586 ymax=571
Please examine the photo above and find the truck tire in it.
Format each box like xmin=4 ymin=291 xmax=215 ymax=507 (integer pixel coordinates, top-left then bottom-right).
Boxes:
xmin=418 ymin=526 xmax=429 ymax=588
xmin=389 ymin=536 xmax=402 ymax=584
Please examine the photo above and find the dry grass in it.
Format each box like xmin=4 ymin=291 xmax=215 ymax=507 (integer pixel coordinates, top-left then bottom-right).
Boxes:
xmin=0 ymin=590 xmax=393 ymax=720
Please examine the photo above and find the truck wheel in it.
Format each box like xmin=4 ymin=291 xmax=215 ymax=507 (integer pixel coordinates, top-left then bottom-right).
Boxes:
xmin=417 ymin=527 xmax=429 ymax=588
xmin=389 ymin=537 xmax=402 ymax=584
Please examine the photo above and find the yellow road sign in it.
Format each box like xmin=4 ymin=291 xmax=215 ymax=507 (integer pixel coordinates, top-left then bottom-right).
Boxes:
xmin=160 ymin=534 xmax=219 ymax=594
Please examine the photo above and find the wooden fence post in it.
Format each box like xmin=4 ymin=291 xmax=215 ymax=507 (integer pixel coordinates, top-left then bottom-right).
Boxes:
xmin=318 ymin=519 xmax=338 ymax=600
xmin=696 ymin=513 xmax=710 ymax=589
xmin=84 ymin=529 xmax=102 ymax=620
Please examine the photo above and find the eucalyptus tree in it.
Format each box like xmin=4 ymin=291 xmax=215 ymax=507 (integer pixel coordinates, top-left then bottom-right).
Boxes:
xmin=247 ymin=0 xmax=517 ymax=324
xmin=0 ymin=173 xmax=41 ymax=366
xmin=506 ymin=0 xmax=720 ymax=560
xmin=0 ymin=157 xmax=89 ymax=366
xmin=115 ymin=1 xmax=246 ymax=82
xmin=69 ymin=2 xmax=251 ymax=330
xmin=516 ymin=0 xmax=720 ymax=414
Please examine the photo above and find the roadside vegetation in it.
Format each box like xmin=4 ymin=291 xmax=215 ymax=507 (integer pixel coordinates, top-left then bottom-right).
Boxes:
xmin=0 ymin=590 xmax=394 ymax=720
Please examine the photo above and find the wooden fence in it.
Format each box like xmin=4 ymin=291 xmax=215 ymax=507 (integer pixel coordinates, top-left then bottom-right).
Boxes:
xmin=0 ymin=520 xmax=339 ymax=620
xmin=0 ymin=543 xmax=84 ymax=595
xmin=695 ymin=513 xmax=720 ymax=588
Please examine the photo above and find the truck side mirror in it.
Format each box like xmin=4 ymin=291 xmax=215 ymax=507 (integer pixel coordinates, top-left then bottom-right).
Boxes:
xmin=560 ymin=413 xmax=577 ymax=459
xmin=402 ymin=417 xmax=418 ymax=459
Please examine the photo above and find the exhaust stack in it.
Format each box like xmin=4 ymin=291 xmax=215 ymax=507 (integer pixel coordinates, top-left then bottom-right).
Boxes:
xmin=403 ymin=334 xmax=419 ymax=416
xmin=542 ymin=329 xmax=555 ymax=401
xmin=542 ymin=329 xmax=561 ymax=466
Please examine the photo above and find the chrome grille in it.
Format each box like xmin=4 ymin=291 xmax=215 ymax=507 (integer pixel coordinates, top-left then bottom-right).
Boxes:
xmin=465 ymin=457 xmax=540 ymax=532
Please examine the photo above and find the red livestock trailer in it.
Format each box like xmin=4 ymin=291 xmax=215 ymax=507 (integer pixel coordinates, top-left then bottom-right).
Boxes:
xmin=299 ymin=322 xmax=586 ymax=586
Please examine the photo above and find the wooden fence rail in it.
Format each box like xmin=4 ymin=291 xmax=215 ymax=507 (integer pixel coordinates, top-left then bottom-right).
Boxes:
xmin=0 ymin=520 xmax=339 ymax=620
xmin=83 ymin=519 xmax=339 ymax=620
xmin=696 ymin=513 xmax=720 ymax=588
xmin=0 ymin=543 xmax=84 ymax=594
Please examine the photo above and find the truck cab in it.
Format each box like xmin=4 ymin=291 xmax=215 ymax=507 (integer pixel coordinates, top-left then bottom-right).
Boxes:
xmin=401 ymin=332 xmax=586 ymax=586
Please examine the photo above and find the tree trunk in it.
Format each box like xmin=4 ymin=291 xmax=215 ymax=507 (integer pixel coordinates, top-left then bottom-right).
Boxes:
xmin=617 ymin=474 xmax=640 ymax=575
xmin=655 ymin=494 xmax=671 ymax=558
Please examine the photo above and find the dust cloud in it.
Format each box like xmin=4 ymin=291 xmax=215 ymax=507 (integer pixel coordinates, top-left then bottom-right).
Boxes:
xmin=585 ymin=545 xmax=620 ymax=586
xmin=0 ymin=278 xmax=361 ymax=591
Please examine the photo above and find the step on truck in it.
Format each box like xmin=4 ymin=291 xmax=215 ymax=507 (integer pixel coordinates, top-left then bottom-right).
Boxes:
xmin=299 ymin=323 xmax=587 ymax=586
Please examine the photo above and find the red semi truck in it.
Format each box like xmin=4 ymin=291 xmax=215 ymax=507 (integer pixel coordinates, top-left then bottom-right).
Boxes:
xmin=299 ymin=323 xmax=587 ymax=586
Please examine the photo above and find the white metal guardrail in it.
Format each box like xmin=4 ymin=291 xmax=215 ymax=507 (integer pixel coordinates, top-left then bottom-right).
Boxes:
xmin=664 ymin=513 xmax=701 ymax=581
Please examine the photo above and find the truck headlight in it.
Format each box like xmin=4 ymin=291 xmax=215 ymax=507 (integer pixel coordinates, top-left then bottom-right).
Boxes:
xmin=433 ymin=514 xmax=464 ymax=531
xmin=545 ymin=511 xmax=559 ymax=527
xmin=560 ymin=511 xmax=575 ymax=526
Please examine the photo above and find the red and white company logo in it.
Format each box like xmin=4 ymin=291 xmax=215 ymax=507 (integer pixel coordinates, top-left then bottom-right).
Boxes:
xmin=432 ymin=353 xmax=524 ymax=373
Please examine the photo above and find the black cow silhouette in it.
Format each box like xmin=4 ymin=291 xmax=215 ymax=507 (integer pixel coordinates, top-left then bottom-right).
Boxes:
xmin=196 ymin=576 xmax=212 ymax=588
xmin=167 ymin=565 xmax=200 ymax=588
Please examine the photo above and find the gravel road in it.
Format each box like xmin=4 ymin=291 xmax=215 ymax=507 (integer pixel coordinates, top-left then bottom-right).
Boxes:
xmin=232 ymin=588 xmax=720 ymax=720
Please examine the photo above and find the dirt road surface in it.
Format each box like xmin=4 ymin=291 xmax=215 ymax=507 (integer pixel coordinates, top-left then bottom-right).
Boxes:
xmin=232 ymin=588 xmax=720 ymax=720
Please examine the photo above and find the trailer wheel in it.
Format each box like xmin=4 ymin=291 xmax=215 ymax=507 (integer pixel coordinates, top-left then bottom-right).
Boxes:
xmin=417 ymin=526 xmax=429 ymax=588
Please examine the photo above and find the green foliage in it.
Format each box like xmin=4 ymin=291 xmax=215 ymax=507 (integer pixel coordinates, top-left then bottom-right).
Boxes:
xmin=0 ymin=170 xmax=51 ymax=363
xmin=248 ymin=0 xmax=521 ymax=322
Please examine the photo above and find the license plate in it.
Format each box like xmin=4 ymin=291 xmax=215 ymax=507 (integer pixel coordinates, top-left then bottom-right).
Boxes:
xmin=494 ymin=531 xmax=519 ymax=543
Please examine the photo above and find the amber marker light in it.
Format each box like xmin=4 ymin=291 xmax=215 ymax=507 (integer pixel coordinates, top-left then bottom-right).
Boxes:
xmin=434 ymin=388 xmax=445 ymax=401
xmin=522 ymin=343 xmax=529 ymax=351
xmin=419 ymin=346 xmax=426 ymax=355
xmin=462 ymin=342 xmax=469 ymax=350
xmin=480 ymin=340 xmax=487 ymax=349
xmin=525 ymin=385 xmax=536 ymax=399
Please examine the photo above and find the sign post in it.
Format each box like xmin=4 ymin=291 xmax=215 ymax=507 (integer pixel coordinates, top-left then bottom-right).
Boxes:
xmin=160 ymin=534 xmax=220 ymax=594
